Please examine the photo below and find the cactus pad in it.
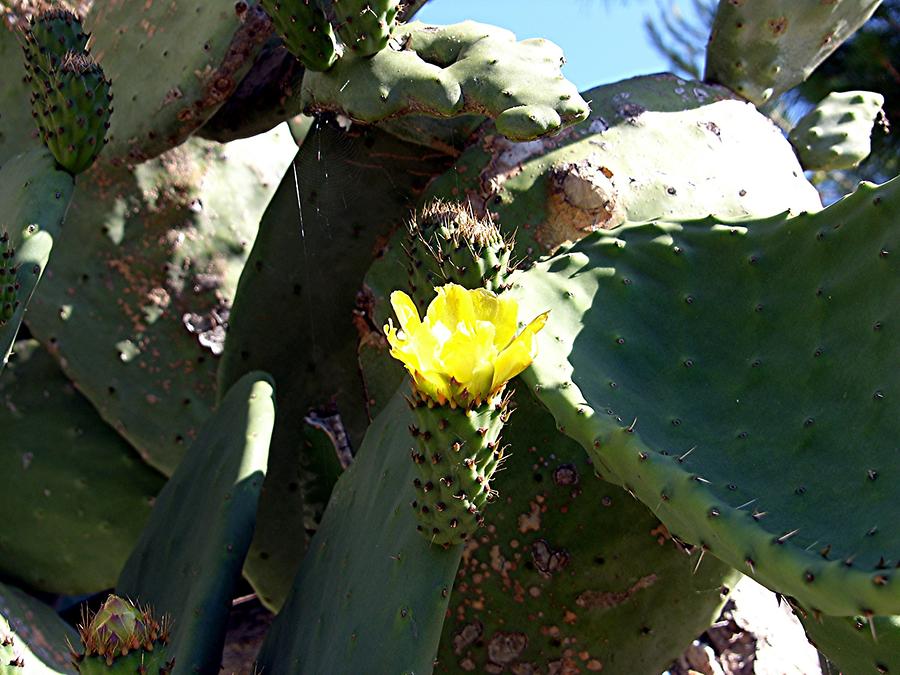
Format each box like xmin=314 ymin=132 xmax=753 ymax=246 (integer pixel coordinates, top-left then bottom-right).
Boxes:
xmin=25 ymin=131 xmax=292 ymax=474
xmin=0 ymin=147 xmax=74 ymax=373
xmin=259 ymin=0 xmax=339 ymax=71
xmin=0 ymin=341 xmax=164 ymax=594
xmin=797 ymin=608 xmax=900 ymax=675
xmin=300 ymin=21 xmax=590 ymax=141
xmin=117 ymin=373 xmax=275 ymax=675
xmin=789 ymin=90 xmax=886 ymax=171
xmin=21 ymin=9 xmax=89 ymax=75
xmin=705 ymin=0 xmax=882 ymax=105
xmin=84 ymin=0 xmax=272 ymax=163
xmin=1 ymin=581 xmax=77 ymax=674
xmin=512 ymin=177 xmax=899 ymax=616
xmin=257 ymin=388 xmax=462 ymax=674
xmin=327 ymin=0 xmax=399 ymax=56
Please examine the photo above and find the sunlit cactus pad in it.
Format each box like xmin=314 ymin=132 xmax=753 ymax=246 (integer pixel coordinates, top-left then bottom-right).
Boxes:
xmin=513 ymin=177 xmax=899 ymax=616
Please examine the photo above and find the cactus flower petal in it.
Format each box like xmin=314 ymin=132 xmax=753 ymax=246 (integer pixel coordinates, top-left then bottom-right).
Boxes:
xmin=491 ymin=311 xmax=550 ymax=394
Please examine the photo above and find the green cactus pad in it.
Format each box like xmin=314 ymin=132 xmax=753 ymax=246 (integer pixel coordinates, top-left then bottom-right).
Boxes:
xmin=512 ymin=177 xmax=899 ymax=616
xmin=405 ymin=201 xmax=513 ymax=313
xmin=73 ymin=595 xmax=172 ymax=675
xmin=84 ymin=0 xmax=272 ymax=163
xmin=24 ymin=131 xmax=292 ymax=475
xmin=0 ymin=23 xmax=41 ymax=165
xmin=256 ymin=388 xmax=462 ymax=674
xmin=117 ymin=373 xmax=275 ymax=675
xmin=435 ymin=389 xmax=741 ymax=675
xmin=789 ymin=90 xmax=886 ymax=171
xmin=705 ymin=0 xmax=882 ymax=105
xmin=0 ymin=147 xmax=74 ymax=374
xmin=218 ymin=119 xmax=454 ymax=609
xmin=797 ymin=608 xmax=900 ymax=675
xmin=300 ymin=21 xmax=590 ymax=141
xmin=326 ymin=0 xmax=399 ymax=56
xmin=0 ymin=341 xmax=164 ymax=594
xmin=31 ymin=52 xmax=112 ymax=175
xmin=0 ymin=581 xmax=77 ymax=674
xmin=408 ymin=395 xmax=509 ymax=546
xmin=21 ymin=9 xmax=89 ymax=75
xmin=259 ymin=0 xmax=339 ymax=71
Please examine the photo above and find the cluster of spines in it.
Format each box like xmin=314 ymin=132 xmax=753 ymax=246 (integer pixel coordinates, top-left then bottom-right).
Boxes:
xmin=70 ymin=595 xmax=173 ymax=674
xmin=407 ymin=392 xmax=511 ymax=547
xmin=404 ymin=200 xmax=515 ymax=313
xmin=258 ymin=0 xmax=340 ymax=71
xmin=0 ymin=232 xmax=19 ymax=327
xmin=21 ymin=9 xmax=113 ymax=175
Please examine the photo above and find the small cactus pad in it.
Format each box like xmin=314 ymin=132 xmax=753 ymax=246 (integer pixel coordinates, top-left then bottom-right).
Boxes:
xmin=1 ymin=581 xmax=78 ymax=674
xmin=218 ymin=120 xmax=454 ymax=609
xmin=116 ymin=373 xmax=274 ymax=675
xmin=408 ymin=395 xmax=510 ymax=547
xmin=21 ymin=9 xmax=89 ymax=75
xmin=796 ymin=607 xmax=900 ymax=675
xmin=0 ymin=146 xmax=74 ymax=374
xmin=31 ymin=51 xmax=112 ymax=175
xmin=25 ymin=131 xmax=292 ymax=475
xmin=326 ymin=0 xmax=399 ymax=56
xmin=512 ymin=177 xmax=900 ymax=616
xmin=405 ymin=201 xmax=513 ymax=313
xmin=84 ymin=0 xmax=272 ymax=163
xmin=705 ymin=0 xmax=882 ymax=105
xmin=257 ymin=388 xmax=462 ymax=674
xmin=789 ymin=90 xmax=886 ymax=171
xmin=0 ymin=341 xmax=164 ymax=595
xmin=300 ymin=21 xmax=590 ymax=141
xmin=73 ymin=595 xmax=172 ymax=674
xmin=258 ymin=0 xmax=339 ymax=71
xmin=436 ymin=389 xmax=741 ymax=674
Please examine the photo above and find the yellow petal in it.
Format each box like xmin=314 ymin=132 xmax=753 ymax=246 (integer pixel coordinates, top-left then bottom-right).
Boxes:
xmin=390 ymin=291 xmax=421 ymax=334
xmin=490 ymin=311 xmax=550 ymax=392
xmin=440 ymin=322 xmax=497 ymax=399
xmin=427 ymin=283 xmax=476 ymax=330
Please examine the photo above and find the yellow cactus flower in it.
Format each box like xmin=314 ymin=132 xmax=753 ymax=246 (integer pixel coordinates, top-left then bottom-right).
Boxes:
xmin=384 ymin=284 xmax=548 ymax=407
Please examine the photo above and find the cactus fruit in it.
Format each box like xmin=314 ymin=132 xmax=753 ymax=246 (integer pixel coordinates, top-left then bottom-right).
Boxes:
xmin=258 ymin=0 xmax=339 ymax=72
xmin=20 ymin=9 xmax=89 ymax=75
xmin=705 ymin=0 xmax=882 ymax=105
xmin=301 ymin=21 xmax=590 ymax=141
xmin=789 ymin=90 xmax=886 ymax=171
xmin=1 ymin=581 xmax=78 ymax=674
xmin=71 ymin=595 xmax=172 ymax=674
xmin=31 ymin=52 xmax=112 ymax=175
xmin=0 ymin=233 xmax=18 ymax=327
xmin=256 ymin=389 xmax=463 ymax=674
xmin=512 ymin=177 xmax=900 ymax=616
xmin=404 ymin=201 xmax=513 ymax=314
xmin=328 ymin=0 xmax=400 ymax=56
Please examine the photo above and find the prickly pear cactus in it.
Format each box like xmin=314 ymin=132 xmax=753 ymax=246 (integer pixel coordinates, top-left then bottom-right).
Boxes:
xmin=705 ymin=0 xmax=882 ymax=105
xmin=117 ymin=373 xmax=274 ymax=675
xmin=258 ymin=0 xmax=339 ymax=72
xmin=256 ymin=388 xmax=463 ymax=674
xmin=789 ymin=90 xmax=885 ymax=171
xmin=301 ymin=21 xmax=590 ymax=141
xmin=0 ymin=147 xmax=74 ymax=373
xmin=20 ymin=8 xmax=89 ymax=75
xmin=71 ymin=595 xmax=172 ymax=675
xmin=0 ymin=581 xmax=77 ymax=674
xmin=327 ymin=0 xmax=399 ymax=56
xmin=797 ymin=607 xmax=900 ymax=675
xmin=0 ymin=341 xmax=164 ymax=594
xmin=25 ymin=130 xmax=292 ymax=474
xmin=0 ymin=22 xmax=39 ymax=165
xmin=512 ymin=177 xmax=899 ymax=616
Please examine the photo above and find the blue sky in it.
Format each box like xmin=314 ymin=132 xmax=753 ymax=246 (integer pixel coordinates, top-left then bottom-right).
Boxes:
xmin=417 ymin=0 xmax=690 ymax=91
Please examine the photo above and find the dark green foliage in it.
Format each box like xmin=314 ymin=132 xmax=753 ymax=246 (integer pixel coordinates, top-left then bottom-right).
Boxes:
xmin=258 ymin=0 xmax=339 ymax=71
xmin=0 ymin=582 xmax=76 ymax=674
xmin=117 ymin=373 xmax=275 ymax=675
xmin=218 ymin=118 xmax=454 ymax=609
xmin=0 ymin=341 xmax=164 ymax=594
xmin=514 ymin=177 xmax=899 ymax=616
xmin=256 ymin=388 xmax=462 ymax=674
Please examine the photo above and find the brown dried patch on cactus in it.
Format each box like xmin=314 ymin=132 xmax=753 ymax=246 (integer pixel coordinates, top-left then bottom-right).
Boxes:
xmin=575 ymin=574 xmax=659 ymax=610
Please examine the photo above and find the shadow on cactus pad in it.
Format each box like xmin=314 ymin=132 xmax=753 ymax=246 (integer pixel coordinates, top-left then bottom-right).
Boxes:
xmin=514 ymin=177 xmax=899 ymax=616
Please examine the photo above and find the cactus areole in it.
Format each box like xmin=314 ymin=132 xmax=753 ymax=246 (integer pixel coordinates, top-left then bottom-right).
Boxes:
xmin=386 ymin=283 xmax=548 ymax=545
